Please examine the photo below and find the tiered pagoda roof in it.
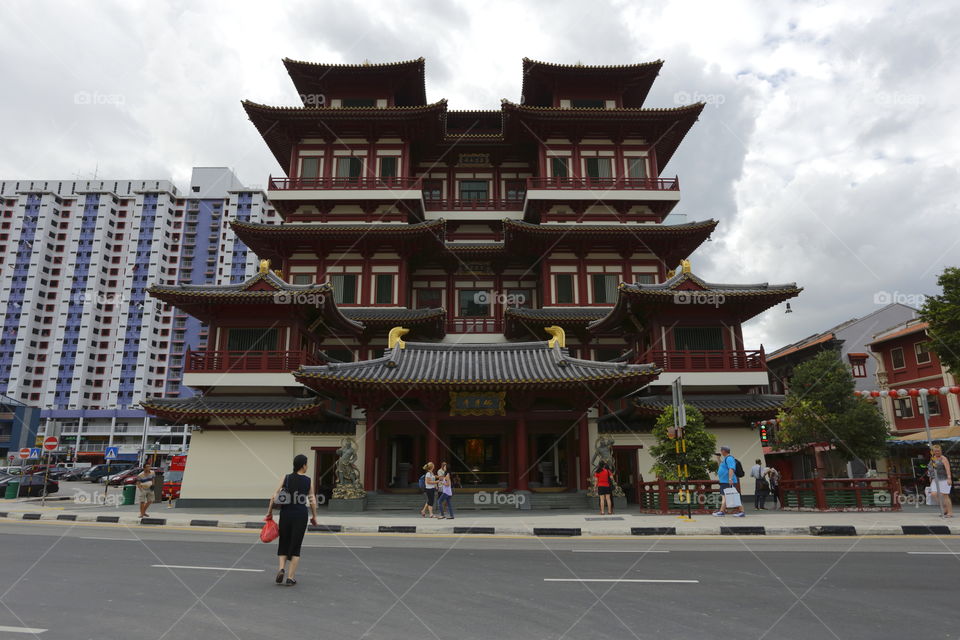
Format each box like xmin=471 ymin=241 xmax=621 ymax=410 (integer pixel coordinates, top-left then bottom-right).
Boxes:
xmin=598 ymin=393 xmax=785 ymax=432
xmin=503 ymin=219 xmax=718 ymax=265
xmin=242 ymin=99 xmax=446 ymax=168
xmin=229 ymin=219 xmax=446 ymax=262
xmin=296 ymin=339 xmax=659 ymax=398
xmin=141 ymin=395 xmax=335 ymax=423
xmin=588 ymin=269 xmax=802 ymax=333
xmin=148 ymin=268 xmax=364 ymax=333
xmin=342 ymin=307 xmax=446 ymax=339
xmin=246 ymin=57 xmax=704 ymax=171
xmin=282 ymin=57 xmax=428 ymax=107
xmin=504 ymin=307 xmax=608 ymax=339
xmin=502 ymin=101 xmax=704 ymax=169
xmin=520 ymin=58 xmax=664 ymax=108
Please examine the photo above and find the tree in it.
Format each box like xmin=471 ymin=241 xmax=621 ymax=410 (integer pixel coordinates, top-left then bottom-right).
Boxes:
xmin=776 ymin=349 xmax=888 ymax=462
xmin=649 ymin=404 xmax=718 ymax=480
xmin=920 ymin=266 xmax=960 ymax=375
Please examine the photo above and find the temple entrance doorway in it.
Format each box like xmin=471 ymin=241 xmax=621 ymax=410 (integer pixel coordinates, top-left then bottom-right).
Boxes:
xmin=312 ymin=447 xmax=338 ymax=507
xmin=448 ymin=434 xmax=507 ymax=489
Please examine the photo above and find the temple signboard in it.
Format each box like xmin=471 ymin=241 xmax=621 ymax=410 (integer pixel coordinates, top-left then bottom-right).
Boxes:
xmin=449 ymin=391 xmax=506 ymax=416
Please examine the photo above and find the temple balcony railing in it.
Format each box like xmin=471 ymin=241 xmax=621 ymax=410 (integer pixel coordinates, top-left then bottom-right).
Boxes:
xmin=525 ymin=177 xmax=681 ymax=210
xmin=527 ymin=176 xmax=679 ymax=191
xmin=185 ymin=350 xmax=322 ymax=374
xmin=640 ymin=349 xmax=766 ymax=372
xmin=268 ymin=176 xmax=422 ymax=191
xmin=423 ymin=198 xmax=526 ymax=212
xmin=446 ymin=317 xmax=503 ymax=334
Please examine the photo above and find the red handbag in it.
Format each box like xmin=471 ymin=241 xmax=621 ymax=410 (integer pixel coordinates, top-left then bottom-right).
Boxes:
xmin=260 ymin=515 xmax=279 ymax=543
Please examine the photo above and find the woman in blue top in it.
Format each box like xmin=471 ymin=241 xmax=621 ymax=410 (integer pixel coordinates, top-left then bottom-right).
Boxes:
xmin=267 ymin=454 xmax=318 ymax=586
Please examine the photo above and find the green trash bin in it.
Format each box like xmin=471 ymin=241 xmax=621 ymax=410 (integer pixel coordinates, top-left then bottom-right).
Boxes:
xmin=5 ymin=481 xmax=19 ymax=499
xmin=123 ymin=484 xmax=136 ymax=505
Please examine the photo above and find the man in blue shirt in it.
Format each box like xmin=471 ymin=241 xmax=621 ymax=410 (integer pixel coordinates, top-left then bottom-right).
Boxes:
xmin=713 ymin=446 xmax=744 ymax=517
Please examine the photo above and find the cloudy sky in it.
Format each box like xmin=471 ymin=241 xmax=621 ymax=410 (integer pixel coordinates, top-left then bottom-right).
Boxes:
xmin=1 ymin=0 xmax=957 ymax=351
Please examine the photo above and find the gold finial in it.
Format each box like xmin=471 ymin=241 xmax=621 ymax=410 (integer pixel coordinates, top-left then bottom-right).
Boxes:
xmin=666 ymin=269 xmax=675 ymax=278
xmin=258 ymin=259 xmax=271 ymax=274
xmin=387 ymin=326 xmax=409 ymax=350
xmin=273 ymin=269 xmax=283 ymax=278
xmin=544 ymin=325 xmax=566 ymax=348
xmin=681 ymin=259 xmax=691 ymax=274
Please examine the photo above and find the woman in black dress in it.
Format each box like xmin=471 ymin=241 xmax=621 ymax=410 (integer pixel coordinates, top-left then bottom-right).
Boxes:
xmin=267 ymin=454 xmax=318 ymax=586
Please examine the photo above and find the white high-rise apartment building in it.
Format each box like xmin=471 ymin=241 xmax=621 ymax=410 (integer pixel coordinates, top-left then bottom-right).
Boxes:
xmin=0 ymin=168 xmax=278 ymax=462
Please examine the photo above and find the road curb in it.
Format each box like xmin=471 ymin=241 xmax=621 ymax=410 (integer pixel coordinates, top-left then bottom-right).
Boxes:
xmin=5 ymin=510 xmax=960 ymax=537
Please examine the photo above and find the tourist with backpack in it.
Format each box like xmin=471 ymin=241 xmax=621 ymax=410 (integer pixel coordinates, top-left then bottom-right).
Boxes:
xmin=419 ymin=462 xmax=436 ymax=518
xmin=712 ymin=446 xmax=745 ymax=517
xmin=750 ymin=459 xmax=769 ymax=510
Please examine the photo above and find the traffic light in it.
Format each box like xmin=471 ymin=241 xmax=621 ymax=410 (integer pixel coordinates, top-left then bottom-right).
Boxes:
xmin=759 ymin=424 xmax=770 ymax=445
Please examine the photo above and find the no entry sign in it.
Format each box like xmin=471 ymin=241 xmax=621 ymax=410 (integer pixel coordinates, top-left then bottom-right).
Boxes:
xmin=18 ymin=448 xmax=30 ymax=460
xmin=43 ymin=436 xmax=59 ymax=451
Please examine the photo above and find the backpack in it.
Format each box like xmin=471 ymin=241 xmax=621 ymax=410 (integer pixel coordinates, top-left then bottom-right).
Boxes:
xmin=417 ymin=474 xmax=426 ymax=490
xmin=734 ymin=458 xmax=745 ymax=479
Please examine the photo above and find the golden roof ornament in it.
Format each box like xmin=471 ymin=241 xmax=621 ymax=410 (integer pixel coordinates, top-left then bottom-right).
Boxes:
xmin=681 ymin=259 xmax=691 ymax=274
xmin=259 ymin=259 xmax=271 ymax=274
xmin=666 ymin=269 xmax=675 ymax=278
xmin=388 ymin=326 xmax=409 ymax=350
xmin=544 ymin=325 xmax=566 ymax=348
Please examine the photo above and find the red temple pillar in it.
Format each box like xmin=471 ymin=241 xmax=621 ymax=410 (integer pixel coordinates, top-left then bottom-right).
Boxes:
xmin=578 ymin=413 xmax=590 ymax=490
xmin=426 ymin=413 xmax=440 ymax=466
xmin=363 ymin=410 xmax=378 ymax=490
xmin=515 ymin=415 xmax=529 ymax=490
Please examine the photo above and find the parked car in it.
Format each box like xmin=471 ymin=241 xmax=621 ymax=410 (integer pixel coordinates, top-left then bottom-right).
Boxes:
xmin=106 ymin=467 xmax=142 ymax=486
xmin=0 ymin=473 xmax=58 ymax=497
xmin=59 ymin=468 xmax=88 ymax=481
xmin=83 ymin=463 xmax=133 ymax=482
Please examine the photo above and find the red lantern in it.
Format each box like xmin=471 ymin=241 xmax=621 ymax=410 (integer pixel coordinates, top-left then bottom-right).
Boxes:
xmin=870 ymin=391 xmax=881 ymax=397
xmin=888 ymin=390 xmax=899 ymax=397
xmin=951 ymin=387 xmax=960 ymax=395
xmin=929 ymin=388 xmax=939 ymax=395
xmin=908 ymin=388 xmax=920 ymax=397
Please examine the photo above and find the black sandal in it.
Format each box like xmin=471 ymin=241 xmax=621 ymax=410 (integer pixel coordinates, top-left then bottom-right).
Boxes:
xmin=275 ymin=569 xmax=284 ymax=584
xmin=286 ymin=578 xmax=297 ymax=586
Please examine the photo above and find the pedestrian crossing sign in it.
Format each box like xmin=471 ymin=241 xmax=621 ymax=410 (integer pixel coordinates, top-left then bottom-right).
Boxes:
xmin=105 ymin=446 xmax=119 ymax=460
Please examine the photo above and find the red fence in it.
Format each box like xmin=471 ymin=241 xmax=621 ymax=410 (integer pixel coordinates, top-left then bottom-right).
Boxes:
xmin=185 ymin=350 xmax=320 ymax=373
xmin=636 ymin=477 xmax=902 ymax=513
xmin=641 ymin=349 xmax=766 ymax=372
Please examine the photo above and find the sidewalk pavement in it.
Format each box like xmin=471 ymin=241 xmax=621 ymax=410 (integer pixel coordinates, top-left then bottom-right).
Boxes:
xmin=1 ymin=497 xmax=956 ymax=537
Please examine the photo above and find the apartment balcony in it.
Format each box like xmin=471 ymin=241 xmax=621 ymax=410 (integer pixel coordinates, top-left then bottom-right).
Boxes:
xmin=642 ymin=349 xmax=766 ymax=372
xmin=185 ymin=350 xmax=321 ymax=373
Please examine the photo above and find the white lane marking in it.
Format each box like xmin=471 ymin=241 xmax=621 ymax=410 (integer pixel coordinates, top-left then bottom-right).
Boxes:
xmin=151 ymin=565 xmax=263 ymax=572
xmin=544 ymin=578 xmax=698 ymax=583
xmin=0 ymin=626 xmax=48 ymax=634
xmin=907 ymin=551 xmax=960 ymax=555
xmin=80 ymin=536 xmax=138 ymax=541
xmin=571 ymin=549 xmax=669 ymax=553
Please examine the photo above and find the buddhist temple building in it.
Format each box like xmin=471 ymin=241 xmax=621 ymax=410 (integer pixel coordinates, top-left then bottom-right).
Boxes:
xmin=143 ymin=57 xmax=801 ymax=507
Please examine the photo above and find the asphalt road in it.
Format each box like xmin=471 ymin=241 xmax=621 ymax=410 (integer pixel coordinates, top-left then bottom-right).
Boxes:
xmin=0 ymin=521 xmax=958 ymax=640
